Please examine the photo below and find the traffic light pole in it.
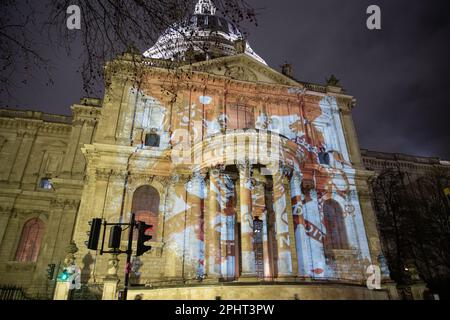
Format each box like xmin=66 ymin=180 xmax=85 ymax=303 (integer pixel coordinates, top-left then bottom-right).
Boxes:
xmin=86 ymin=212 xmax=152 ymax=301
xmin=51 ymin=262 xmax=61 ymax=299
xmin=122 ymin=213 xmax=135 ymax=301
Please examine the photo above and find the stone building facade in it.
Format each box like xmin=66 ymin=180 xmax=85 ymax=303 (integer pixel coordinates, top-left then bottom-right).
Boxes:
xmin=0 ymin=101 xmax=101 ymax=297
xmin=361 ymin=149 xmax=450 ymax=177
xmin=0 ymin=0 xmax=399 ymax=300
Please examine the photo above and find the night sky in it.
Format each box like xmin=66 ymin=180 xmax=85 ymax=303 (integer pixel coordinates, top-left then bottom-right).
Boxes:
xmin=1 ymin=0 xmax=449 ymax=159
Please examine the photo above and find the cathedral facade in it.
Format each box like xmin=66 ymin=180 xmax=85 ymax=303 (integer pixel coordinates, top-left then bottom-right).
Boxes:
xmin=0 ymin=0 xmax=396 ymax=299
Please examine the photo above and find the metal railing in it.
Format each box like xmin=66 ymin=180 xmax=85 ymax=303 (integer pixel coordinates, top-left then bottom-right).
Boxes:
xmin=0 ymin=285 xmax=31 ymax=301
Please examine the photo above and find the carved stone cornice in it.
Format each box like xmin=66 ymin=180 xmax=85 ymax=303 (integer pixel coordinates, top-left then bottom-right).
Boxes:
xmin=71 ymin=104 xmax=102 ymax=122
xmin=95 ymin=168 xmax=112 ymax=181
xmin=94 ymin=168 xmax=129 ymax=181
xmin=16 ymin=130 xmax=36 ymax=139
xmin=50 ymin=198 xmax=80 ymax=210
xmin=335 ymin=96 xmax=356 ymax=111
xmin=38 ymin=123 xmax=72 ymax=135
xmin=169 ymin=173 xmax=192 ymax=185
xmin=110 ymin=169 xmax=130 ymax=180
xmin=0 ymin=117 xmax=71 ymax=137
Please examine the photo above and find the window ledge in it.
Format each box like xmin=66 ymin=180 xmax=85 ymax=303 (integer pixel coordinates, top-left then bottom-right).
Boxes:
xmin=5 ymin=261 xmax=37 ymax=272
xmin=331 ymin=248 xmax=359 ymax=256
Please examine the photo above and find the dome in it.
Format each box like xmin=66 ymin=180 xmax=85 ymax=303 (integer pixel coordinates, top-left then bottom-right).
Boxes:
xmin=143 ymin=0 xmax=266 ymax=65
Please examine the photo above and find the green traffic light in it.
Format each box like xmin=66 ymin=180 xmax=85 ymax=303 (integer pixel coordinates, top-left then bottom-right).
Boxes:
xmin=58 ymin=270 xmax=70 ymax=281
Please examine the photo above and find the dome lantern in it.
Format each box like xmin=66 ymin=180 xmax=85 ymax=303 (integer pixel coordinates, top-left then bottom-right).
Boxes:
xmin=143 ymin=0 xmax=266 ymax=65
xmin=194 ymin=0 xmax=217 ymax=16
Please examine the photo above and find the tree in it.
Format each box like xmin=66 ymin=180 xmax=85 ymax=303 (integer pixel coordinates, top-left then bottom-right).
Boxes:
xmin=0 ymin=0 xmax=52 ymax=100
xmin=0 ymin=0 xmax=257 ymax=103
xmin=371 ymin=166 xmax=450 ymax=299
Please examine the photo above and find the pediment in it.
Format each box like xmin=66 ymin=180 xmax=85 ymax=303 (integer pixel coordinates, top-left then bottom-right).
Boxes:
xmin=182 ymin=54 xmax=301 ymax=87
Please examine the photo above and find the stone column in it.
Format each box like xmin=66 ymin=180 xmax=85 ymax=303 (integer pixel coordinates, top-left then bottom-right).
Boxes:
xmin=219 ymin=173 xmax=227 ymax=278
xmin=219 ymin=171 xmax=239 ymax=279
xmin=284 ymin=179 xmax=298 ymax=277
xmin=303 ymin=187 xmax=327 ymax=279
xmin=238 ymin=163 xmax=256 ymax=278
xmin=290 ymin=171 xmax=312 ymax=277
xmin=185 ymin=172 xmax=205 ymax=279
xmin=252 ymin=172 xmax=270 ymax=278
xmin=272 ymin=170 xmax=293 ymax=276
xmin=205 ymin=169 xmax=221 ymax=279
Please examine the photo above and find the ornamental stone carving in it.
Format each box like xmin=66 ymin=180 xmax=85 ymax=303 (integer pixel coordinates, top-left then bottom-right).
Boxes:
xmin=225 ymin=66 xmax=257 ymax=82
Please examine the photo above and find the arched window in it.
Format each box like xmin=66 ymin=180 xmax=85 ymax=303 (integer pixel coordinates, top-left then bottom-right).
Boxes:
xmin=15 ymin=218 xmax=45 ymax=262
xmin=323 ymin=200 xmax=349 ymax=250
xmin=132 ymin=186 xmax=160 ymax=241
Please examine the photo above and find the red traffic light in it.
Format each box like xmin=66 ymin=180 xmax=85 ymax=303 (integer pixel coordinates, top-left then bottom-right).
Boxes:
xmin=136 ymin=222 xmax=153 ymax=256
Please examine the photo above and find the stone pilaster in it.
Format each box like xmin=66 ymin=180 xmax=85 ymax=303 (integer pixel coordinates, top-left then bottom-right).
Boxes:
xmin=0 ymin=208 xmax=12 ymax=248
xmin=163 ymin=175 xmax=188 ymax=280
xmin=290 ymin=171 xmax=311 ymax=277
xmin=9 ymin=131 xmax=36 ymax=184
xmin=102 ymin=255 xmax=120 ymax=300
xmin=205 ymin=169 xmax=221 ymax=278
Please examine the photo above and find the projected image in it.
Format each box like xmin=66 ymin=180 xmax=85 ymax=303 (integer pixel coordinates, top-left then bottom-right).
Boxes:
xmin=131 ymin=78 xmax=372 ymax=282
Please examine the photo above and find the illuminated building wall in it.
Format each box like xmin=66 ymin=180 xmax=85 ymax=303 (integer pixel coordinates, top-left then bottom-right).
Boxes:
xmin=67 ymin=53 xmax=386 ymax=291
xmin=0 ymin=0 xmax=394 ymax=299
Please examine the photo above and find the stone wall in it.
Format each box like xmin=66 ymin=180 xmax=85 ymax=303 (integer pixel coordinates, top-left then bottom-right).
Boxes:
xmin=0 ymin=102 xmax=100 ymax=297
xmin=128 ymin=283 xmax=391 ymax=300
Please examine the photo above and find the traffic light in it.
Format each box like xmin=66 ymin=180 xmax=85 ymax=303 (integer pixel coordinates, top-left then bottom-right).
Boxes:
xmin=46 ymin=263 xmax=56 ymax=280
xmin=58 ymin=268 xmax=71 ymax=281
xmin=136 ymin=222 xmax=153 ymax=256
xmin=87 ymin=218 xmax=102 ymax=250
xmin=108 ymin=225 xmax=122 ymax=249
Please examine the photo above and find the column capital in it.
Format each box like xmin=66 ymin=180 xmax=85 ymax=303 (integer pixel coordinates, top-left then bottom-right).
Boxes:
xmin=170 ymin=174 xmax=191 ymax=184
xmin=237 ymin=160 xmax=252 ymax=173
xmin=209 ymin=164 xmax=226 ymax=177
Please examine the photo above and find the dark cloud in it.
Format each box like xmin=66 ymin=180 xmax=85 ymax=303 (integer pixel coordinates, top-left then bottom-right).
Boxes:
xmin=1 ymin=0 xmax=449 ymax=159
xmin=244 ymin=0 xmax=450 ymax=159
